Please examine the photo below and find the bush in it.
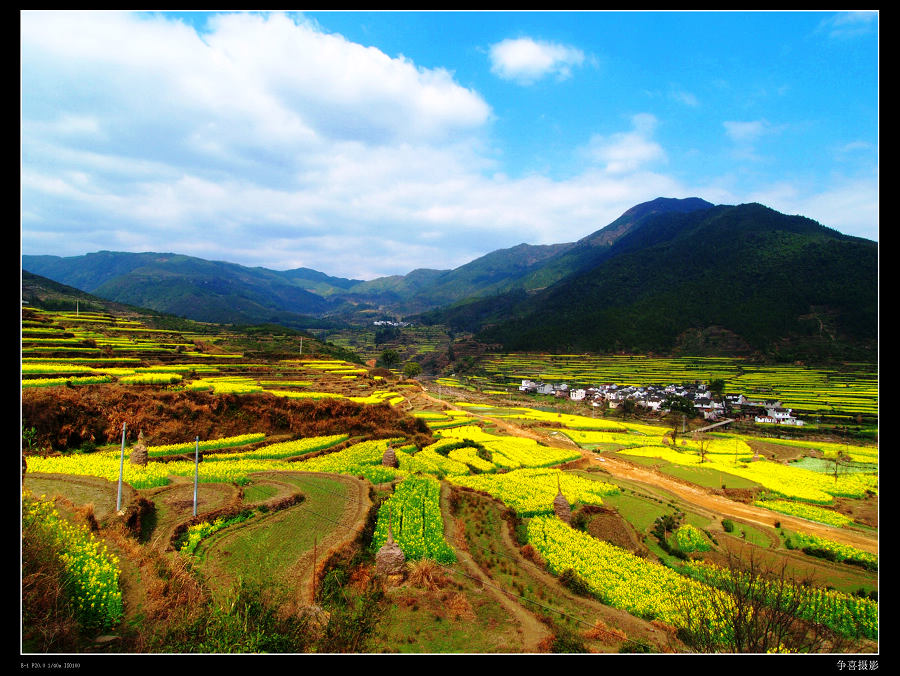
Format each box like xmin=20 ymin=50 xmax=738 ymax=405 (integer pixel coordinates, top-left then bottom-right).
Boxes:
xmin=619 ymin=640 xmax=654 ymax=653
xmin=558 ymin=568 xmax=593 ymax=598
xmin=571 ymin=509 xmax=589 ymax=532
xmin=802 ymin=546 xmax=838 ymax=563
xmin=548 ymin=625 xmax=589 ymax=653
xmin=722 ymin=518 xmax=735 ymax=533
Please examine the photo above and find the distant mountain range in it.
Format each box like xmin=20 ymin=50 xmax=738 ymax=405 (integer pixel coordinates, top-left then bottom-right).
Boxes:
xmin=22 ymin=196 xmax=878 ymax=361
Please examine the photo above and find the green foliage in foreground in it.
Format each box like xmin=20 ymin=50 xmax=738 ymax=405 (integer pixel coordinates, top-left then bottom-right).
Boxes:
xmin=371 ymin=476 xmax=456 ymax=564
xmin=22 ymin=492 xmax=123 ymax=632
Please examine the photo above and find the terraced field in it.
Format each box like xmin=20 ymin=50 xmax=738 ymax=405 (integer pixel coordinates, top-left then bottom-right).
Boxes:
xmin=22 ymin=307 xmax=878 ymax=654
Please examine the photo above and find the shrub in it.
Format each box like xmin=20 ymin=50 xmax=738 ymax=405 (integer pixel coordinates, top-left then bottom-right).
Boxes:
xmin=559 ymin=568 xmax=593 ymax=598
xmin=722 ymin=518 xmax=735 ymax=533
xmin=571 ymin=509 xmax=589 ymax=532
xmin=619 ymin=640 xmax=654 ymax=653
xmin=548 ymin=625 xmax=590 ymax=653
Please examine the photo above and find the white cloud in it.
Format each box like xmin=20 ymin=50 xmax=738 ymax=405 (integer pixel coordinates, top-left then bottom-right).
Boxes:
xmin=670 ymin=89 xmax=699 ymax=107
xmin=19 ymin=11 xmax=877 ymax=280
xmin=584 ymin=114 xmax=666 ymax=174
xmin=722 ymin=119 xmax=785 ymax=162
xmin=488 ymin=37 xmax=585 ymax=85
xmin=723 ymin=120 xmax=768 ymax=143
xmin=747 ymin=177 xmax=878 ymax=241
xmin=816 ymin=11 xmax=877 ymax=40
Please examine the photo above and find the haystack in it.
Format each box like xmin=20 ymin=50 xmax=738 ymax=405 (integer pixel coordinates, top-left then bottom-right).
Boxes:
xmin=375 ymin=523 xmax=406 ymax=577
xmin=382 ymin=445 xmax=399 ymax=468
xmin=553 ymin=475 xmax=571 ymax=525
xmin=130 ymin=429 xmax=149 ymax=466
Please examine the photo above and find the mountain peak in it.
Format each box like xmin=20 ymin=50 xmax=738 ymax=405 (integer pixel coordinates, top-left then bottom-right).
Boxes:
xmin=578 ymin=196 xmax=715 ymax=249
xmin=620 ymin=196 xmax=715 ymax=218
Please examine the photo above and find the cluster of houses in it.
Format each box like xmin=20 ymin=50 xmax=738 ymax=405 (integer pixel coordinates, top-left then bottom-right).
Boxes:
xmin=372 ymin=320 xmax=410 ymax=327
xmin=517 ymin=379 xmax=804 ymax=426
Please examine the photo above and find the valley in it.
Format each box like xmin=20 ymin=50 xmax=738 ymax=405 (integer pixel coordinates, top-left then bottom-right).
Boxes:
xmin=21 ymin=296 xmax=878 ymax=654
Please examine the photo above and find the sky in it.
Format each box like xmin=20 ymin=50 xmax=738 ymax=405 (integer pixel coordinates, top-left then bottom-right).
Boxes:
xmin=20 ymin=10 xmax=878 ymax=280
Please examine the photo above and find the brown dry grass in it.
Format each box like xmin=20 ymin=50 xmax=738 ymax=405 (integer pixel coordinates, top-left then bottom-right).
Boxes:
xmin=650 ymin=619 xmax=679 ymax=636
xmin=442 ymin=591 xmax=476 ymax=621
xmin=22 ymin=386 xmax=433 ymax=452
xmin=406 ymin=559 xmax=449 ymax=591
xmin=583 ymin=619 xmax=627 ymax=642
xmin=348 ymin=564 xmax=375 ymax=592
xmin=102 ymin=527 xmax=206 ymax=647
xmin=519 ymin=544 xmax=545 ymax=568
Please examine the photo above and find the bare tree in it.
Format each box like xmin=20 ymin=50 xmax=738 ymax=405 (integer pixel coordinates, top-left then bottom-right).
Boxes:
xmin=694 ymin=432 xmax=712 ymax=464
xmin=672 ymin=550 xmax=854 ymax=653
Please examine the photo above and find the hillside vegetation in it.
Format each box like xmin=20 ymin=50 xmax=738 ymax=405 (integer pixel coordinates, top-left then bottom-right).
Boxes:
xmin=20 ymin=303 xmax=877 ymax=654
xmin=23 ymin=196 xmax=877 ymax=362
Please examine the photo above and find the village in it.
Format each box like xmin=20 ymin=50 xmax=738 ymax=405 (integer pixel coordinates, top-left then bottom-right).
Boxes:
xmin=517 ymin=379 xmax=805 ymax=426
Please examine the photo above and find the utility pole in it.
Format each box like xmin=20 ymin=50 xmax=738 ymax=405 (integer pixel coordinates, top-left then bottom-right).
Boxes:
xmin=311 ymin=534 xmax=317 ymax=604
xmin=193 ymin=436 xmax=199 ymax=517
xmin=116 ymin=422 xmax=126 ymax=512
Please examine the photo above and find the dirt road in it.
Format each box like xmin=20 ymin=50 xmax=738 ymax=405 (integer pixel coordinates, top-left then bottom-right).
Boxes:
xmin=414 ymin=385 xmax=878 ymax=556
xmin=596 ymin=456 xmax=878 ymax=555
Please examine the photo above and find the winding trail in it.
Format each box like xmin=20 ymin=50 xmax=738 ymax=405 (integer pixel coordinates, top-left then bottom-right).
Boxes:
xmin=596 ymin=456 xmax=878 ymax=555
xmin=439 ymin=482 xmax=551 ymax=652
xmin=416 ymin=385 xmax=878 ymax=556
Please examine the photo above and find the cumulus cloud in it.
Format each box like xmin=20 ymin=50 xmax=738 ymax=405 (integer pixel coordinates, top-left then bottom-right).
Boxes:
xmin=20 ymin=11 xmax=877 ymax=279
xmin=488 ymin=37 xmax=586 ymax=85
xmin=584 ymin=114 xmax=666 ymax=174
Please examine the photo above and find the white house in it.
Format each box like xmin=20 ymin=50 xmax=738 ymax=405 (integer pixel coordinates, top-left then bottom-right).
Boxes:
xmin=755 ymin=407 xmax=804 ymax=426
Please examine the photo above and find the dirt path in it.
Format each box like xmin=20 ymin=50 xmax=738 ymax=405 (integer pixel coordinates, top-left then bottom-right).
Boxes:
xmin=415 ymin=384 xmax=877 ymax=556
xmin=439 ymin=482 xmax=551 ymax=652
xmin=596 ymin=456 xmax=878 ymax=555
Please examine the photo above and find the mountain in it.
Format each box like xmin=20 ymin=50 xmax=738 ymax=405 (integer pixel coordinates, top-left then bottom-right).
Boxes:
xmin=21 ymin=269 xmax=140 ymax=315
xmin=22 ymin=196 xmax=878 ymax=361
xmin=21 ymin=241 xmax=579 ymax=321
xmin=21 ymin=251 xmax=339 ymax=327
xmin=508 ymin=197 xmax=716 ymax=292
xmin=472 ymin=202 xmax=877 ymax=361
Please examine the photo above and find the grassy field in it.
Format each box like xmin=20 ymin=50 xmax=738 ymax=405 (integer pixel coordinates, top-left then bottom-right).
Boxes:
xmin=21 ymin=307 xmax=878 ymax=654
xmin=193 ymin=474 xmax=354 ymax=603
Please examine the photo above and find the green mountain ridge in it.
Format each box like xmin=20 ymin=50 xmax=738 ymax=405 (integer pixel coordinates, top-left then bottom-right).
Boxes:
xmin=21 ymin=196 xmax=877 ymax=361
xmin=473 ymin=202 xmax=877 ymax=361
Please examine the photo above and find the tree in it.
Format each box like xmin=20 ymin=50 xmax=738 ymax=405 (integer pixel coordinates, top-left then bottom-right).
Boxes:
xmin=832 ymin=450 xmax=852 ymax=484
xmin=664 ymin=395 xmax=695 ymax=442
xmin=672 ymin=550 xmax=852 ymax=653
xmin=374 ymin=326 xmax=400 ymax=345
xmin=379 ymin=349 xmax=400 ymax=368
xmin=402 ymin=361 xmax=422 ymax=379
xmin=694 ymin=432 xmax=713 ymax=464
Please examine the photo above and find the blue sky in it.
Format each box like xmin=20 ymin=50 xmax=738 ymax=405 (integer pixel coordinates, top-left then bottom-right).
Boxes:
xmin=21 ymin=10 xmax=878 ymax=279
